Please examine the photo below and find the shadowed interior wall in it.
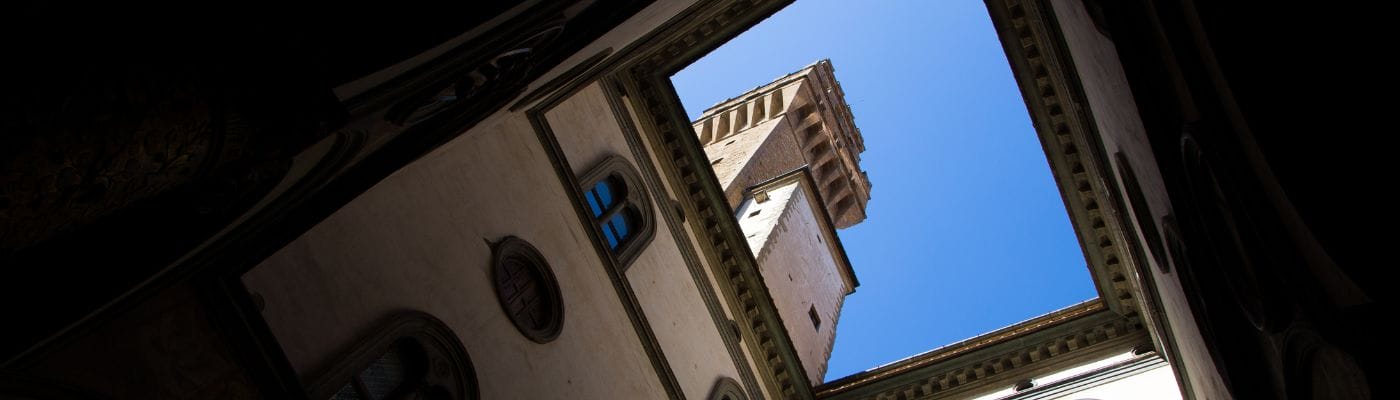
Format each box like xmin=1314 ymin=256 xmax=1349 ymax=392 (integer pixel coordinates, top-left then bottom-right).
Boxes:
xmin=1044 ymin=0 xmax=1228 ymax=398
xmin=242 ymin=105 xmax=671 ymax=399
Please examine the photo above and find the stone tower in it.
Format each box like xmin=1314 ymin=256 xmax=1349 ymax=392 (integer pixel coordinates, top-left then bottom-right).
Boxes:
xmin=693 ymin=60 xmax=870 ymax=382
xmin=693 ymin=59 xmax=872 ymax=229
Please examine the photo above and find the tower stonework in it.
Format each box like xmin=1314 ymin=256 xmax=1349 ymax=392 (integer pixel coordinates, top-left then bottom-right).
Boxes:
xmin=693 ymin=60 xmax=872 ymax=229
xmin=695 ymin=60 xmax=868 ymax=383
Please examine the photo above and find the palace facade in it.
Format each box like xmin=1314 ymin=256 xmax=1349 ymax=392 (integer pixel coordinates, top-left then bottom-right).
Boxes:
xmin=1 ymin=1 xmax=1377 ymax=399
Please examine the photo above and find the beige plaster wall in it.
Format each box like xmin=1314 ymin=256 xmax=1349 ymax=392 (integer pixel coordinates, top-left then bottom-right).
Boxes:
xmin=242 ymin=100 xmax=673 ymax=399
xmin=240 ymin=4 xmax=816 ymax=398
xmin=1048 ymin=0 xmax=1228 ymax=398
xmin=550 ymin=84 xmax=637 ymax=174
xmin=545 ymin=83 xmax=745 ymax=399
xmin=736 ymin=180 xmax=852 ymax=383
xmin=627 ymin=93 xmax=777 ymax=400
xmin=244 ymin=79 xmax=768 ymax=399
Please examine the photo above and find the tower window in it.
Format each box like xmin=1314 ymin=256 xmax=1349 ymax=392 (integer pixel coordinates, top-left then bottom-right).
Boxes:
xmin=579 ymin=156 xmax=655 ymax=268
xmin=809 ymin=305 xmax=822 ymax=330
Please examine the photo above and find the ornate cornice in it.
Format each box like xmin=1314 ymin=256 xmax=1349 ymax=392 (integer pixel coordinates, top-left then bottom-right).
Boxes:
xmin=614 ymin=0 xmax=814 ymax=398
xmin=578 ymin=0 xmax=1164 ymax=398
xmin=800 ymin=1 xmax=1179 ymax=398
xmin=984 ymin=0 xmax=1152 ymax=321
xmin=628 ymin=73 xmax=812 ymax=399
xmin=816 ymin=301 xmax=1149 ymax=400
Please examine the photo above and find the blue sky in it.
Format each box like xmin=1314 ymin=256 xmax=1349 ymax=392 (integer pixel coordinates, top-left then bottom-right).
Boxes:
xmin=670 ymin=0 xmax=1097 ymax=382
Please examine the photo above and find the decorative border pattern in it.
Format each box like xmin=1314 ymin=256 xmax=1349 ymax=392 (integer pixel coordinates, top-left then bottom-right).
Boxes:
xmin=985 ymin=3 xmax=1192 ymax=394
xmin=986 ymin=0 xmax=1149 ymax=321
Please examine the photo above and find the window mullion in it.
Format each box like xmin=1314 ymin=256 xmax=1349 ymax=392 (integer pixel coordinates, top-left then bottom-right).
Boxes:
xmin=586 ymin=190 xmax=607 ymax=216
xmin=597 ymin=203 xmax=626 ymax=223
xmin=577 ymin=157 xmax=652 ymax=268
xmin=606 ymin=221 xmax=625 ymax=245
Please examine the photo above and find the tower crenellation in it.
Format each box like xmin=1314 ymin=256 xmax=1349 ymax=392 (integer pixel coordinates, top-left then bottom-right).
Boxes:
xmin=692 ymin=59 xmax=871 ymax=229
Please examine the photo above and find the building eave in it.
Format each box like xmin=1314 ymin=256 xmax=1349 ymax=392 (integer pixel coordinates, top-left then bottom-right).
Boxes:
xmin=816 ymin=299 xmax=1150 ymax=400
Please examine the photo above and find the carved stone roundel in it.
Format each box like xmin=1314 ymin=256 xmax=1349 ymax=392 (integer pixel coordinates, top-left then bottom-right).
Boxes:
xmin=490 ymin=236 xmax=563 ymax=343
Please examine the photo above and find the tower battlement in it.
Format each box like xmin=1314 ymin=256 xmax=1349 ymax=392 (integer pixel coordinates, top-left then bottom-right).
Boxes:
xmin=692 ymin=60 xmax=871 ymax=229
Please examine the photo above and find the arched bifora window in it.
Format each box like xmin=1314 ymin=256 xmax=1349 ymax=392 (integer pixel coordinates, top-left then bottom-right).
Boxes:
xmin=310 ymin=312 xmax=478 ymax=400
xmin=708 ymin=377 xmax=748 ymax=400
xmin=578 ymin=156 xmax=654 ymax=268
